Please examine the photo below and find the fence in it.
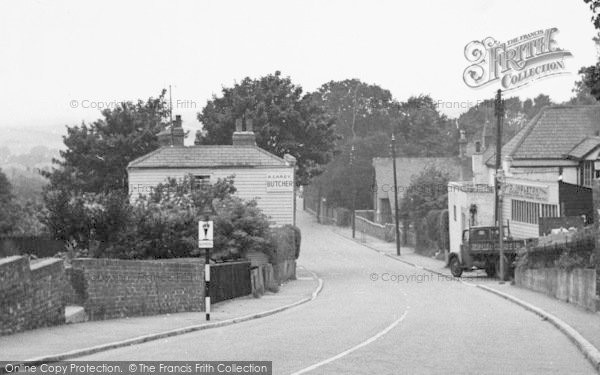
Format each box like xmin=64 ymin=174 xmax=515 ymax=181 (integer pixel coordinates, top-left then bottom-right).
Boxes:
xmin=210 ymin=261 xmax=252 ymax=303
xmin=0 ymin=236 xmax=65 ymax=258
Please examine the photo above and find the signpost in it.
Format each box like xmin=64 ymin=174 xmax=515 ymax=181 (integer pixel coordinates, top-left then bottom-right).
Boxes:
xmin=494 ymin=89 xmax=506 ymax=282
xmin=391 ymin=133 xmax=401 ymax=256
xmin=199 ymin=212 xmax=214 ymax=321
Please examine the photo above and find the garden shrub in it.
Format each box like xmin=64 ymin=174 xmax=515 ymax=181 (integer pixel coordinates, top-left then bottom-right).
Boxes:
xmin=266 ymin=225 xmax=301 ymax=263
xmin=49 ymin=174 xmax=275 ymax=261
xmin=415 ymin=209 xmax=449 ymax=256
xmin=335 ymin=208 xmax=351 ymax=227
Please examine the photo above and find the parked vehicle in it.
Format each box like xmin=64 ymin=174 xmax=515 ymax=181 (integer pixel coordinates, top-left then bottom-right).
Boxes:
xmin=448 ymin=225 xmax=533 ymax=278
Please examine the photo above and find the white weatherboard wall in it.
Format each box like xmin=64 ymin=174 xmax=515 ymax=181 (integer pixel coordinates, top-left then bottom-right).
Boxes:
xmin=128 ymin=167 xmax=294 ymax=226
xmin=448 ymin=182 xmax=495 ymax=254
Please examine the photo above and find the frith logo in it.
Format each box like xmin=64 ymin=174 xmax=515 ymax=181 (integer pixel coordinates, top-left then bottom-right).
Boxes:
xmin=463 ymin=27 xmax=572 ymax=90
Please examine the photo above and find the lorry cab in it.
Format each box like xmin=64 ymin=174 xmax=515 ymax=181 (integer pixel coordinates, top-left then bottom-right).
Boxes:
xmin=462 ymin=226 xmax=510 ymax=244
xmin=449 ymin=225 xmax=515 ymax=278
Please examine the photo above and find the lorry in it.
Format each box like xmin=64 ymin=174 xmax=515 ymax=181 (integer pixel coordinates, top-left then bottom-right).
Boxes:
xmin=448 ymin=225 xmax=533 ymax=278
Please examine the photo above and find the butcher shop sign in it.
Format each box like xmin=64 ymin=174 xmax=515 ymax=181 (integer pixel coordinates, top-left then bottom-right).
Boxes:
xmin=266 ymin=171 xmax=294 ymax=192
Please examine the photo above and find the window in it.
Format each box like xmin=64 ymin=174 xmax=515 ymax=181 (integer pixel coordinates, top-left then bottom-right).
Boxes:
xmin=512 ymin=200 xmax=538 ymax=224
xmin=578 ymin=161 xmax=594 ymax=188
xmin=511 ymin=199 xmax=558 ymax=224
xmin=453 ymin=205 xmax=457 ymax=221
xmin=540 ymin=203 xmax=558 ymax=218
xmin=194 ymin=175 xmax=211 ymax=188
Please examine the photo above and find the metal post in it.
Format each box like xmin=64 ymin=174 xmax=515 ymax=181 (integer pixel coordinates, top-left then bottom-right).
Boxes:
xmin=351 ymin=144 xmax=356 ymax=238
xmin=494 ymin=89 xmax=506 ymax=282
xmin=391 ymin=133 xmax=401 ymax=256
xmin=204 ymin=211 xmax=211 ymax=321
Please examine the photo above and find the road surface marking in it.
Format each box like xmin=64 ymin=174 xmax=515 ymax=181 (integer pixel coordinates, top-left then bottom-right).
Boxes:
xmin=290 ymin=310 xmax=409 ymax=375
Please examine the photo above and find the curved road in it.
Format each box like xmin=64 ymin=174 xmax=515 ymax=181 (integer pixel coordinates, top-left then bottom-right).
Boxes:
xmin=80 ymin=211 xmax=595 ymax=374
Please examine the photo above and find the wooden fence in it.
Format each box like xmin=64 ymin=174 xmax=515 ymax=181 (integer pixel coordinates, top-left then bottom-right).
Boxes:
xmin=210 ymin=261 xmax=252 ymax=303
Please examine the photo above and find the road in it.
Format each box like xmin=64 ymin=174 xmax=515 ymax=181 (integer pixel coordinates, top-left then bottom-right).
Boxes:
xmin=79 ymin=210 xmax=596 ymax=374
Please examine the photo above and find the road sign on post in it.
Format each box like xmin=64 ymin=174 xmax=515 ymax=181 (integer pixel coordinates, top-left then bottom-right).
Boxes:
xmin=199 ymin=217 xmax=214 ymax=321
xmin=198 ymin=221 xmax=214 ymax=249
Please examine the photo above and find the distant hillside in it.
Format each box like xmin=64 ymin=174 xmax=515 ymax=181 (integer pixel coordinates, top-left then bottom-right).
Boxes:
xmin=2 ymin=127 xmax=64 ymax=155
xmin=2 ymin=167 xmax=48 ymax=202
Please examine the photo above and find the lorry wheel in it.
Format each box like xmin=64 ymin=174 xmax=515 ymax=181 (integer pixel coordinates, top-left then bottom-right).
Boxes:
xmin=449 ymin=257 xmax=463 ymax=277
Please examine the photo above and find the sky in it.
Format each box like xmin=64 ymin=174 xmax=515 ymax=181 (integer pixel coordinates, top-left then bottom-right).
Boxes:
xmin=0 ymin=0 xmax=598 ymax=145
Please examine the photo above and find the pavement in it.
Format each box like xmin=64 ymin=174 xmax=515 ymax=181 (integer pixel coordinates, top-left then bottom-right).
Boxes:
xmin=0 ymin=266 xmax=321 ymax=363
xmin=331 ymin=222 xmax=600 ymax=370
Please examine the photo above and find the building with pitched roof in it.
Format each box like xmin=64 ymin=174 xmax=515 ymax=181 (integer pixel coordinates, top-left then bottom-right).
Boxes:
xmin=448 ymin=105 xmax=599 ymax=254
xmin=127 ymin=116 xmax=296 ymax=226
xmin=372 ymin=152 xmax=472 ymax=224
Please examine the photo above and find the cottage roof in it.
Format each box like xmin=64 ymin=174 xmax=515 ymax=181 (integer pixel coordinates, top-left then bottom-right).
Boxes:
xmin=565 ymin=136 xmax=600 ymax=160
xmin=127 ymin=145 xmax=289 ymax=169
xmin=485 ymin=105 xmax=600 ymax=166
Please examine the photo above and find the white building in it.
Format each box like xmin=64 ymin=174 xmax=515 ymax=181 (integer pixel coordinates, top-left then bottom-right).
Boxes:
xmin=449 ymin=105 xmax=598 ymax=253
xmin=127 ymin=116 xmax=296 ymax=226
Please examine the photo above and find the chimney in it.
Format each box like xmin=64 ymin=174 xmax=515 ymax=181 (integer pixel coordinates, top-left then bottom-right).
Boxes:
xmin=171 ymin=115 xmax=185 ymax=146
xmin=232 ymin=117 xmax=256 ymax=146
xmin=458 ymin=129 xmax=467 ymax=159
xmin=157 ymin=114 xmax=184 ymax=147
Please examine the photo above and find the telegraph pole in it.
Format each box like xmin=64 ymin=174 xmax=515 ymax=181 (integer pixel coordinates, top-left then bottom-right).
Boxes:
xmin=351 ymin=144 xmax=356 ymax=238
xmin=494 ymin=89 xmax=506 ymax=282
xmin=391 ymin=133 xmax=401 ymax=256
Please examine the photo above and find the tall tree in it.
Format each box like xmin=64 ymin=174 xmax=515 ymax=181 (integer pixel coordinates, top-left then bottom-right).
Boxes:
xmin=195 ymin=71 xmax=337 ymax=185
xmin=578 ymin=3 xmax=600 ymax=101
xmin=310 ymin=79 xmax=395 ymax=143
xmin=584 ymin=0 xmax=600 ymax=29
xmin=457 ymin=95 xmax=552 ymax=147
xmin=43 ymin=90 xmax=170 ymax=194
xmin=394 ymin=95 xmax=458 ymax=157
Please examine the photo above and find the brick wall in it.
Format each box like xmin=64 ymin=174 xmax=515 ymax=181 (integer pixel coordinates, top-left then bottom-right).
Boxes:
xmin=0 ymin=256 xmax=66 ymax=336
xmin=70 ymin=258 xmax=205 ymax=320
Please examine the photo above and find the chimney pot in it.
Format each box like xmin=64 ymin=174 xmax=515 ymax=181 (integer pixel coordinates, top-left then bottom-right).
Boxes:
xmin=246 ymin=119 xmax=253 ymax=132
xmin=235 ymin=118 xmax=243 ymax=132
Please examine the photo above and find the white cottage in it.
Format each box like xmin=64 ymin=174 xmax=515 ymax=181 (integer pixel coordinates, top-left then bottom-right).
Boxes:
xmin=127 ymin=116 xmax=296 ymax=226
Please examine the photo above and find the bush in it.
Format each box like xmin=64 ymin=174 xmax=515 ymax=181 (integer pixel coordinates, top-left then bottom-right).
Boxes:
xmin=415 ymin=209 xmax=448 ymax=255
xmin=335 ymin=208 xmax=351 ymax=227
xmin=287 ymin=225 xmax=302 ymax=259
xmin=267 ymin=225 xmax=301 ymax=263
xmin=46 ymin=174 xmax=275 ymax=261
xmin=212 ymin=197 xmax=273 ymax=261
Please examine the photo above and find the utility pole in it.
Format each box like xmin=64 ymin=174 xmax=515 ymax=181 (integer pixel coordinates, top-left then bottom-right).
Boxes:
xmin=494 ymin=89 xmax=506 ymax=282
xmin=391 ymin=133 xmax=401 ymax=256
xmin=351 ymin=144 xmax=356 ymax=238
xmin=169 ymin=85 xmax=174 ymax=146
